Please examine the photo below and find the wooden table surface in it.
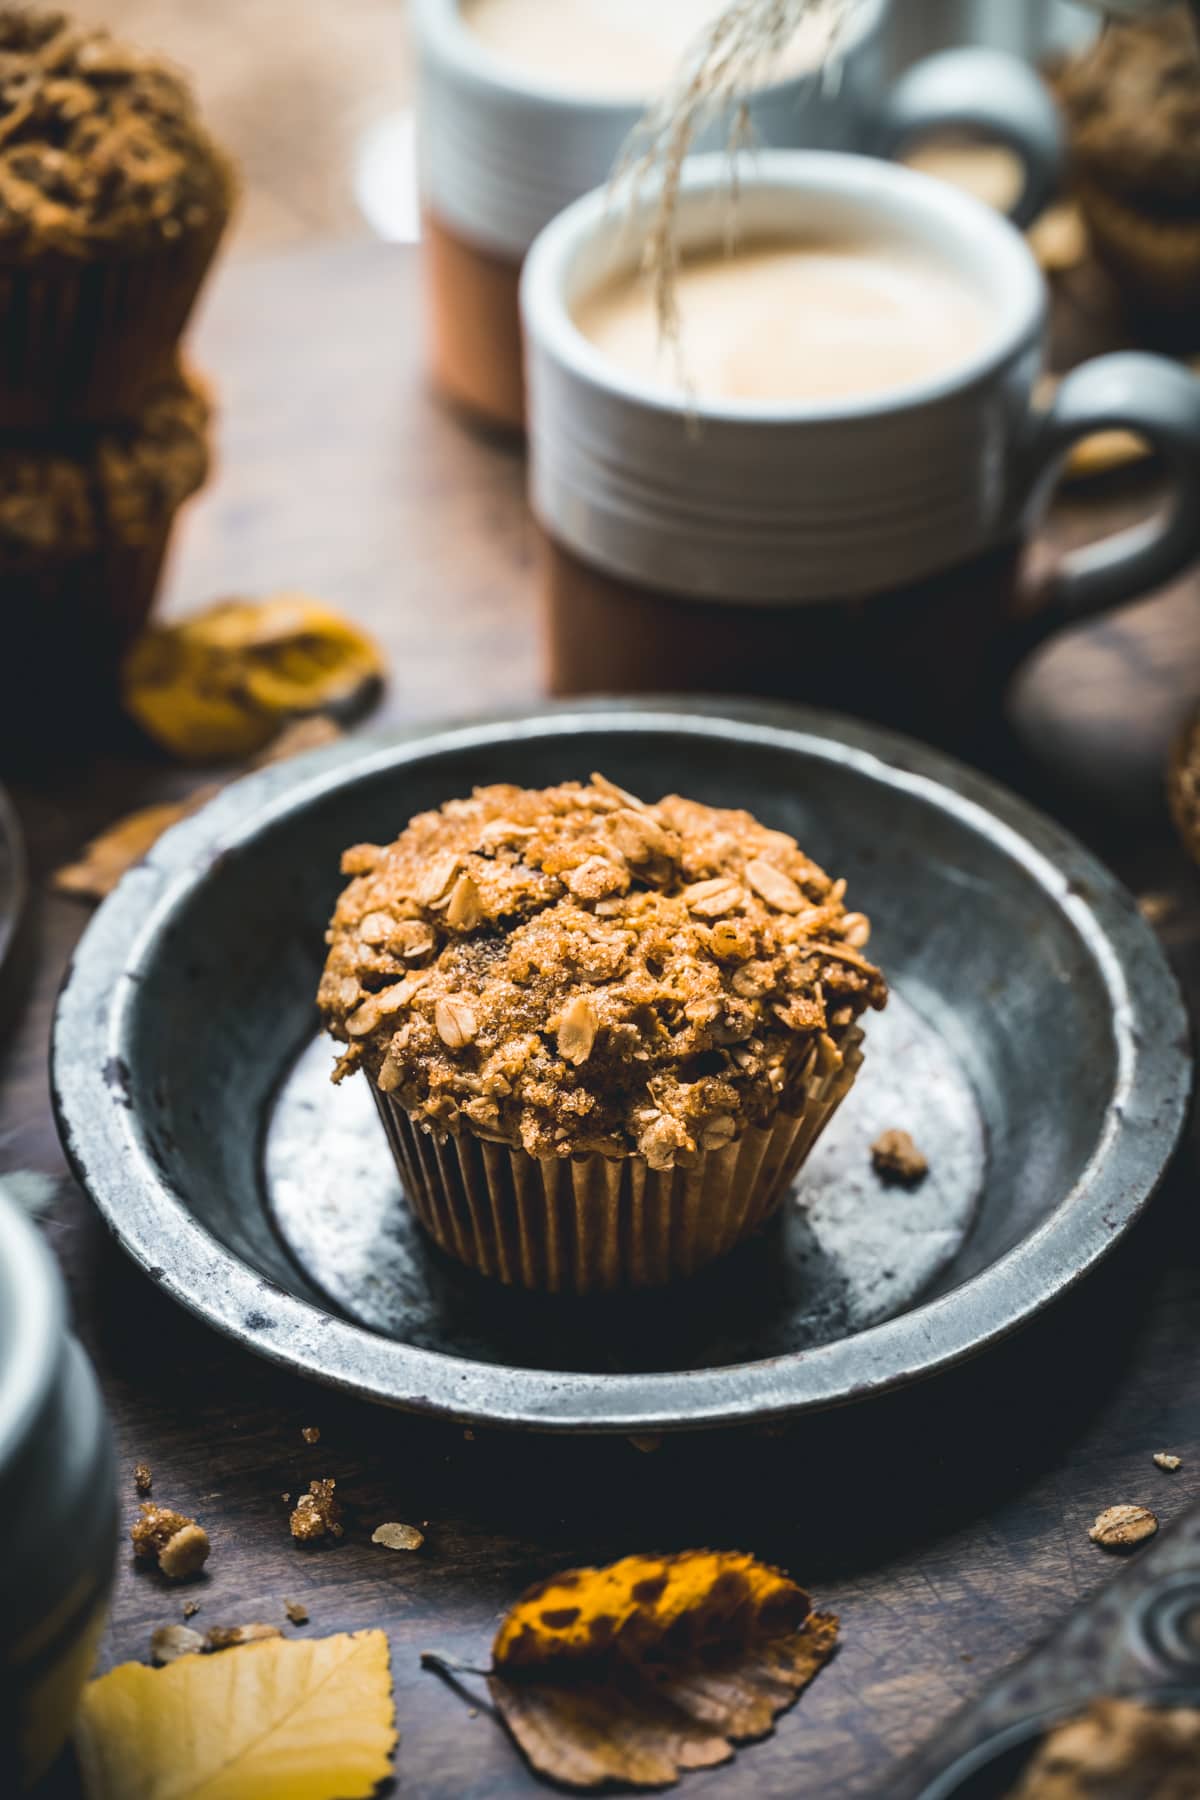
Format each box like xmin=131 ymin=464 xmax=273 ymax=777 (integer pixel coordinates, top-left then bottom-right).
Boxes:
xmin=7 ymin=239 xmax=1200 ymax=1798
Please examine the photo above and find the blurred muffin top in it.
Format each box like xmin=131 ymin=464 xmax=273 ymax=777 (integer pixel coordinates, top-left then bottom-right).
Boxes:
xmin=0 ymin=367 xmax=209 ymax=559
xmin=319 ymin=777 xmax=887 ymax=1167
xmin=1060 ymin=10 xmax=1200 ymax=209
xmin=0 ymin=7 xmax=233 ymax=258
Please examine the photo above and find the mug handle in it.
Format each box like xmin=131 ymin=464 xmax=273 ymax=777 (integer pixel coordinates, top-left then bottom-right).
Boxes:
xmin=873 ymin=47 xmax=1064 ymax=227
xmin=1008 ymin=352 xmax=1200 ymax=654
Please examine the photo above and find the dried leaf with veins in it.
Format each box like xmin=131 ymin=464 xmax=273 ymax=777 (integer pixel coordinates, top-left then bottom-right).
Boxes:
xmin=74 ymin=1629 xmax=396 ymax=1800
xmin=53 ymin=787 xmax=219 ymax=902
xmin=485 ymin=1550 xmax=838 ymax=1789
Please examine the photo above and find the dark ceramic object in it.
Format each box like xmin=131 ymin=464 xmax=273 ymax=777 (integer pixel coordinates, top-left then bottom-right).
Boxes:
xmin=899 ymin=1497 xmax=1200 ymax=1798
xmin=0 ymin=1187 xmax=115 ymax=1787
xmin=0 ymin=783 xmax=26 ymax=983
xmin=51 ymin=700 xmax=1190 ymax=1431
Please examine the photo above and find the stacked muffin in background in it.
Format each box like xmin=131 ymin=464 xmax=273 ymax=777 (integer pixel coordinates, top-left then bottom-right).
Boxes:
xmin=0 ymin=7 xmax=234 ymax=735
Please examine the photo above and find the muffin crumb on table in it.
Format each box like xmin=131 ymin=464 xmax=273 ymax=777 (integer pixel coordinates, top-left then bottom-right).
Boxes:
xmin=131 ymin=1501 xmax=211 ymax=1579
xmin=871 ymin=1128 xmax=928 ymax=1187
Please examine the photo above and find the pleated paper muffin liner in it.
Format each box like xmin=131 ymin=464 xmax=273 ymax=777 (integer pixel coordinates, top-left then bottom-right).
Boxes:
xmin=372 ymin=1027 xmax=865 ymax=1293
xmin=0 ymin=203 xmax=230 ymax=431
xmin=1 ymin=520 xmax=176 ymax=749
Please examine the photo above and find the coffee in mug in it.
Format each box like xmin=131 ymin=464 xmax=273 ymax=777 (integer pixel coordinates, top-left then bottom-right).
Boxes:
xmin=574 ymin=236 xmax=991 ymax=403
xmin=413 ymin=0 xmax=1062 ymax=430
xmin=520 ymin=151 xmax=1200 ymax=737
xmin=460 ymin=0 xmax=831 ymax=99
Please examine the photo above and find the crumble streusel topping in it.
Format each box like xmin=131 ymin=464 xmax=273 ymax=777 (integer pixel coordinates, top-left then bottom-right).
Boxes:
xmin=319 ymin=777 xmax=887 ymax=1168
xmin=0 ymin=8 xmax=233 ymax=258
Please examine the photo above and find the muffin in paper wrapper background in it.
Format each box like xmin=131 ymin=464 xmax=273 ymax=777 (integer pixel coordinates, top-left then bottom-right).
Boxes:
xmin=372 ymin=1026 xmax=865 ymax=1293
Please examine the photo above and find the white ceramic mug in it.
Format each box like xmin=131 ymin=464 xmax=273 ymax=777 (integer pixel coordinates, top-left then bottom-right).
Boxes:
xmin=520 ymin=151 xmax=1200 ymax=729
xmin=412 ymin=0 xmax=1064 ymax=428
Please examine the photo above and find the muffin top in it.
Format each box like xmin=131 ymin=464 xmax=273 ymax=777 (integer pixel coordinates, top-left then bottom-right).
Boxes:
xmin=0 ymin=8 xmax=233 ymax=259
xmin=319 ymin=777 xmax=887 ymax=1167
xmin=0 ymin=367 xmax=209 ymax=560
xmin=1060 ymin=11 xmax=1200 ymax=210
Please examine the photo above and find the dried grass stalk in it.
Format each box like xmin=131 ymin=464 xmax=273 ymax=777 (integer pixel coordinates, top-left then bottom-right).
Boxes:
xmin=616 ymin=0 xmax=867 ymax=349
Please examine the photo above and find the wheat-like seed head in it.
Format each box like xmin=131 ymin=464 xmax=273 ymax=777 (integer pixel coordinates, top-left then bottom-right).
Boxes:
xmin=615 ymin=0 xmax=868 ymax=352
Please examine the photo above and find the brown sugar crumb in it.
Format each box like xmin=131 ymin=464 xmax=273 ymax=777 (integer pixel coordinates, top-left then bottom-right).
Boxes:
xmin=284 ymin=1599 xmax=309 ymax=1625
xmin=1089 ymin=1504 xmax=1158 ymax=1551
xmin=371 ymin=1522 xmax=424 ymax=1551
xmin=290 ymin=1478 xmax=343 ymax=1543
xmin=1154 ymin=1451 xmax=1183 ymax=1472
xmin=871 ymin=1129 xmax=928 ymax=1186
xmin=133 ymin=1461 xmax=153 ymax=1494
xmin=300 ymin=1425 xmax=320 ymax=1445
xmin=204 ymin=1622 xmax=282 ymax=1652
xmin=131 ymin=1502 xmax=211 ymax=1580
xmin=318 ymin=778 xmax=887 ymax=1167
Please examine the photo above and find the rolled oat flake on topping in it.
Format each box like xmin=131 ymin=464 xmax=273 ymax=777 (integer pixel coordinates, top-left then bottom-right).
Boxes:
xmin=745 ymin=859 xmax=805 ymax=912
xmin=557 ymin=994 xmax=598 ymax=1065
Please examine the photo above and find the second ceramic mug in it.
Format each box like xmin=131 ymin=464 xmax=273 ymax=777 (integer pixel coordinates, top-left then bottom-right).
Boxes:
xmin=413 ymin=0 xmax=1063 ymax=429
xmin=520 ymin=151 xmax=1200 ymax=734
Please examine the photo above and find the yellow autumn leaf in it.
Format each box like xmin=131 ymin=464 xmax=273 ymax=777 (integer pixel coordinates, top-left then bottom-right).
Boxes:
xmin=74 ymin=1629 xmax=396 ymax=1800
xmin=479 ymin=1550 xmax=838 ymax=1789
xmin=122 ymin=594 xmax=384 ymax=762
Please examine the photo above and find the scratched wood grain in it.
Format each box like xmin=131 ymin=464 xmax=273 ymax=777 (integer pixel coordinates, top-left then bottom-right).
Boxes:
xmin=5 ymin=242 xmax=1200 ymax=1798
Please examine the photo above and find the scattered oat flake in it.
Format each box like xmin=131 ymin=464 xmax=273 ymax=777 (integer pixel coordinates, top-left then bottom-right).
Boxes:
xmin=1154 ymin=1452 xmax=1182 ymax=1472
xmin=372 ymin=1522 xmax=425 ymax=1551
xmin=285 ymin=1599 xmax=310 ymax=1625
xmin=480 ymin=1550 xmax=837 ymax=1789
xmin=871 ymin=1129 xmax=928 ymax=1186
xmin=1089 ymin=1504 xmax=1158 ymax=1550
xmin=301 ymin=1425 xmax=321 ymax=1444
xmin=205 ymin=1623 xmax=283 ymax=1652
xmin=75 ymin=1629 xmax=397 ymax=1800
xmin=54 ymin=788 xmax=219 ymax=902
xmin=150 ymin=1624 xmax=204 ymax=1666
xmin=131 ymin=1503 xmax=210 ymax=1581
xmin=1138 ymin=891 xmax=1176 ymax=927
xmin=134 ymin=1462 xmax=153 ymax=1495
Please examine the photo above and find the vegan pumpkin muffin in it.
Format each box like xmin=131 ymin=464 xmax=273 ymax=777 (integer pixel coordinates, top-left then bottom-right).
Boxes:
xmin=319 ymin=776 xmax=887 ymax=1292
xmin=1060 ymin=8 xmax=1200 ymax=334
xmin=0 ymin=367 xmax=209 ymax=736
xmin=0 ymin=7 xmax=235 ymax=426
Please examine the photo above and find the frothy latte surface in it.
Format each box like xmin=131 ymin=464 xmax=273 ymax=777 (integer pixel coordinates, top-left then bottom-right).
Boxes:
xmin=461 ymin=0 xmax=832 ymax=101
xmin=573 ymin=238 xmax=993 ymax=405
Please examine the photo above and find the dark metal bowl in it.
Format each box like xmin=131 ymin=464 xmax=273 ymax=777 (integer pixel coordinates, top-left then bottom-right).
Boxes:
xmin=51 ymin=700 xmax=1191 ymax=1431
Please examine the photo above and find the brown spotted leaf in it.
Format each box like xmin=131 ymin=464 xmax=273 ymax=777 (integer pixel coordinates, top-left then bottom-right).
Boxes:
xmin=487 ymin=1551 xmax=837 ymax=1789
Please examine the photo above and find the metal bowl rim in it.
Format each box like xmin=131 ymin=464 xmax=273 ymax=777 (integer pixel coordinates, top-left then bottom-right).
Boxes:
xmin=51 ymin=699 xmax=1192 ymax=1431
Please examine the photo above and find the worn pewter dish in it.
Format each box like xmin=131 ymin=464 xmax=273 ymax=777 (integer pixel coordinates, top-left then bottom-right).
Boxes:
xmin=51 ymin=701 xmax=1190 ymax=1431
